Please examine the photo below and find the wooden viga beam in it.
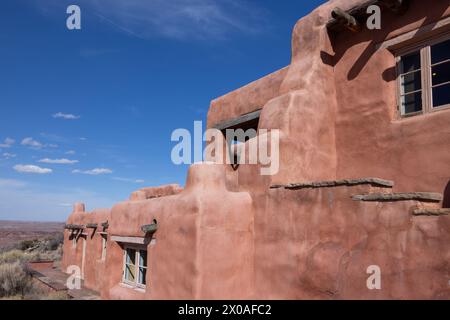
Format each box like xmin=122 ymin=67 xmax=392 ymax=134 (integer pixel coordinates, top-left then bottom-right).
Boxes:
xmin=141 ymin=221 xmax=158 ymax=235
xmin=101 ymin=221 xmax=109 ymax=229
xmin=86 ymin=223 xmax=98 ymax=229
xmin=331 ymin=7 xmax=361 ymax=32
xmin=65 ymin=224 xmax=85 ymax=230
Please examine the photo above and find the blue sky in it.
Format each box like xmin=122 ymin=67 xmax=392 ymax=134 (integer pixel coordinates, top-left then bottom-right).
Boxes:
xmin=0 ymin=0 xmax=326 ymax=221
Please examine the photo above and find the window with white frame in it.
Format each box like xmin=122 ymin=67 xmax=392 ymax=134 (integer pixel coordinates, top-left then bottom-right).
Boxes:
xmin=123 ymin=247 xmax=147 ymax=288
xmin=397 ymin=36 xmax=450 ymax=116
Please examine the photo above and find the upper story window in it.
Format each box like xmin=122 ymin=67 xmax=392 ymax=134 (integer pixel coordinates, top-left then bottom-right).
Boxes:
xmin=123 ymin=247 xmax=147 ymax=289
xmin=213 ymin=109 xmax=261 ymax=167
xmin=397 ymin=36 xmax=450 ymax=117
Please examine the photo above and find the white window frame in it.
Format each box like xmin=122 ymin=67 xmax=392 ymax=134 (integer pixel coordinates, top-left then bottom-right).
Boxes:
xmin=122 ymin=245 xmax=147 ymax=289
xmin=395 ymin=33 xmax=450 ymax=118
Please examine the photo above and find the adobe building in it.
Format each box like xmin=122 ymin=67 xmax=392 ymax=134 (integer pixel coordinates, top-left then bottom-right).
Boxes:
xmin=62 ymin=0 xmax=450 ymax=299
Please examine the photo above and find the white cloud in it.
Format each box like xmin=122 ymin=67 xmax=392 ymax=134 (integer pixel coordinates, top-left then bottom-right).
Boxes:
xmin=21 ymin=137 xmax=44 ymax=149
xmin=38 ymin=158 xmax=79 ymax=165
xmin=3 ymin=153 xmax=17 ymax=159
xmin=72 ymin=168 xmax=113 ymax=175
xmin=21 ymin=137 xmax=58 ymax=150
xmin=112 ymin=177 xmax=145 ymax=184
xmin=82 ymin=0 xmax=268 ymax=41
xmin=13 ymin=164 xmax=53 ymax=174
xmin=0 ymin=137 xmax=15 ymax=148
xmin=52 ymin=112 xmax=80 ymax=120
xmin=65 ymin=150 xmax=76 ymax=155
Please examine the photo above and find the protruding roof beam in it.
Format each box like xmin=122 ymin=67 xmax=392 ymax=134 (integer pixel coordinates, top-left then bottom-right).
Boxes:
xmin=327 ymin=0 xmax=410 ymax=33
xmin=86 ymin=223 xmax=98 ymax=229
xmin=65 ymin=224 xmax=84 ymax=230
xmin=141 ymin=220 xmax=158 ymax=235
xmin=331 ymin=7 xmax=361 ymax=32
xmin=101 ymin=221 xmax=109 ymax=229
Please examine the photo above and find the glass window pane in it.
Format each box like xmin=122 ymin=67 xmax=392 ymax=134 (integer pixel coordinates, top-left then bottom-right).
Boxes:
xmin=431 ymin=39 xmax=450 ymax=64
xmin=400 ymin=51 xmax=421 ymax=73
xmin=125 ymin=264 xmax=135 ymax=282
xmin=138 ymin=267 xmax=147 ymax=285
xmin=433 ymin=83 xmax=450 ymax=108
xmin=401 ymin=70 xmax=421 ymax=94
xmin=126 ymin=248 xmax=136 ymax=265
xmin=431 ymin=61 xmax=450 ymax=86
xmin=139 ymin=250 xmax=147 ymax=268
xmin=401 ymin=91 xmax=422 ymax=114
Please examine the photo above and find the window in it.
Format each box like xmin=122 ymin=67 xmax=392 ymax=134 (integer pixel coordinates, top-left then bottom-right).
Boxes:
xmin=213 ymin=109 xmax=261 ymax=167
xmin=123 ymin=247 xmax=147 ymax=288
xmin=397 ymin=36 xmax=450 ymax=116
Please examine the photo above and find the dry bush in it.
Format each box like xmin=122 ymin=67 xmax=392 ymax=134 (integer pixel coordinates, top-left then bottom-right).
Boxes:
xmin=0 ymin=262 xmax=32 ymax=298
xmin=0 ymin=250 xmax=37 ymax=265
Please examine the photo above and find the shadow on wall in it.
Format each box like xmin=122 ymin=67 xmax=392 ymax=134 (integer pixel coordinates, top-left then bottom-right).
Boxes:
xmin=443 ymin=180 xmax=450 ymax=208
xmin=321 ymin=0 xmax=450 ymax=81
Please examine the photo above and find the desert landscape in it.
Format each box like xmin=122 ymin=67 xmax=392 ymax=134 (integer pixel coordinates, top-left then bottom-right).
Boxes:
xmin=0 ymin=220 xmax=66 ymax=300
xmin=0 ymin=220 xmax=64 ymax=252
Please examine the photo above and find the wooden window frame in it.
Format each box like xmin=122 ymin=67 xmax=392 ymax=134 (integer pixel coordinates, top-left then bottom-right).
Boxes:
xmin=395 ymin=33 xmax=450 ymax=118
xmin=122 ymin=245 xmax=147 ymax=290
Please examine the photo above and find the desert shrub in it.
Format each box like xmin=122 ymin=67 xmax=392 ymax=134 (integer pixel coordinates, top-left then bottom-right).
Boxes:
xmin=36 ymin=246 xmax=62 ymax=262
xmin=42 ymin=233 xmax=63 ymax=251
xmin=0 ymin=249 xmax=38 ymax=265
xmin=0 ymin=242 xmax=21 ymax=254
xmin=0 ymin=262 xmax=32 ymax=298
xmin=19 ymin=239 xmax=39 ymax=251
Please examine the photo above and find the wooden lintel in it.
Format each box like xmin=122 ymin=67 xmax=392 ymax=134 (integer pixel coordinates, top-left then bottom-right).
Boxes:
xmin=212 ymin=109 xmax=261 ymax=131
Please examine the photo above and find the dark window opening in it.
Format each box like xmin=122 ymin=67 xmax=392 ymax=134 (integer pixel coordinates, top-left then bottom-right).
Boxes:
xmin=213 ymin=109 xmax=261 ymax=168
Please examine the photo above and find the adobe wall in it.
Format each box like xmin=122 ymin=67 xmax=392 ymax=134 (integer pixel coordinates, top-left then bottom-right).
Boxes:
xmin=61 ymin=207 xmax=110 ymax=292
xmin=101 ymin=164 xmax=254 ymax=300
xmin=254 ymin=183 xmax=450 ymax=299
xmin=208 ymin=0 xmax=450 ymax=195
xmin=331 ymin=0 xmax=450 ymax=194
